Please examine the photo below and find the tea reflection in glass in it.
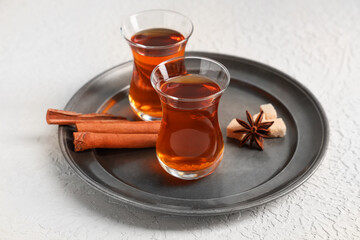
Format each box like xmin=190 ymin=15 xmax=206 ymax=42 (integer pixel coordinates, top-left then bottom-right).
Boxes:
xmin=121 ymin=10 xmax=193 ymax=121
xmin=151 ymin=57 xmax=230 ymax=180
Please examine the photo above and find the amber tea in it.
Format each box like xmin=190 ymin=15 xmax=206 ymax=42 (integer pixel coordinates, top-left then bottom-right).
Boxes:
xmin=151 ymin=56 xmax=230 ymax=179
xmin=122 ymin=10 xmax=193 ymax=120
xmin=128 ymin=28 xmax=186 ymax=120
xmin=156 ymin=75 xmax=224 ymax=173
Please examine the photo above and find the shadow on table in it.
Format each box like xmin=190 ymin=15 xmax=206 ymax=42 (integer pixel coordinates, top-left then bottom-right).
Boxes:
xmin=49 ymin=145 xmax=257 ymax=230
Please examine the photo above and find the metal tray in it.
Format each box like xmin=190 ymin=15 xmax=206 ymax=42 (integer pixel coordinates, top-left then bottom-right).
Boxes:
xmin=58 ymin=52 xmax=329 ymax=216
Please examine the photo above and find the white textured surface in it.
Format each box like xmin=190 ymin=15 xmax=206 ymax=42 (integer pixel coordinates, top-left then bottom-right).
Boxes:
xmin=1 ymin=0 xmax=359 ymax=239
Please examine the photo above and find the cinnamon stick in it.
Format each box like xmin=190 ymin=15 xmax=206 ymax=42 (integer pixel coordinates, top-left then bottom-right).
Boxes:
xmin=73 ymin=132 xmax=157 ymax=152
xmin=46 ymin=109 xmax=126 ymax=125
xmin=76 ymin=121 xmax=160 ymax=133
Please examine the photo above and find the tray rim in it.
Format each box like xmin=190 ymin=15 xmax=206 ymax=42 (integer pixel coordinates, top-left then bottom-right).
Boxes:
xmin=58 ymin=51 xmax=329 ymax=216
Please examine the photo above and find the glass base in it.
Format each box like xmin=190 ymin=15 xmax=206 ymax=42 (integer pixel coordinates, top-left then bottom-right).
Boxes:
xmin=129 ymin=96 xmax=162 ymax=121
xmin=157 ymin=153 xmax=224 ymax=180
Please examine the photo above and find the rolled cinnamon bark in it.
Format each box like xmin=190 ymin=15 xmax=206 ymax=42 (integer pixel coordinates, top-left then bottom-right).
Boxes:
xmin=73 ymin=132 xmax=157 ymax=152
xmin=46 ymin=109 xmax=126 ymax=125
xmin=76 ymin=121 xmax=160 ymax=133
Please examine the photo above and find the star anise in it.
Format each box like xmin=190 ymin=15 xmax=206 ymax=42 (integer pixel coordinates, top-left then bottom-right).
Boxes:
xmin=233 ymin=110 xmax=274 ymax=150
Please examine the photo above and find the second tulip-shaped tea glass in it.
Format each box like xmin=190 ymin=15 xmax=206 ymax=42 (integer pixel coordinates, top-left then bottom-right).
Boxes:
xmin=121 ymin=10 xmax=193 ymax=121
xmin=151 ymin=57 xmax=230 ymax=180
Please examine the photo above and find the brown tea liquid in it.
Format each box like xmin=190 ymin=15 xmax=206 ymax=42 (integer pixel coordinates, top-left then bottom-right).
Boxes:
xmin=157 ymin=75 xmax=224 ymax=172
xmin=129 ymin=28 xmax=186 ymax=119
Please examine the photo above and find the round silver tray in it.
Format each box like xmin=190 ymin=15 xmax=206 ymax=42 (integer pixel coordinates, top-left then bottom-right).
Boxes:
xmin=58 ymin=52 xmax=329 ymax=216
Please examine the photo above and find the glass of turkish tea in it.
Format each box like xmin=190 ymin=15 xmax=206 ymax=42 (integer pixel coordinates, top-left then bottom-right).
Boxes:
xmin=151 ymin=56 xmax=230 ymax=180
xmin=121 ymin=10 xmax=193 ymax=121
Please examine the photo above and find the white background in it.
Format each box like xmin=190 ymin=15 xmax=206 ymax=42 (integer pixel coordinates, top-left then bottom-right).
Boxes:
xmin=1 ymin=0 xmax=359 ymax=239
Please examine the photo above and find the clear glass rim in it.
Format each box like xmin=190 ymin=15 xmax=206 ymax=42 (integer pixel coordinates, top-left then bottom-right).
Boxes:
xmin=121 ymin=9 xmax=193 ymax=50
xmin=151 ymin=56 xmax=231 ymax=102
